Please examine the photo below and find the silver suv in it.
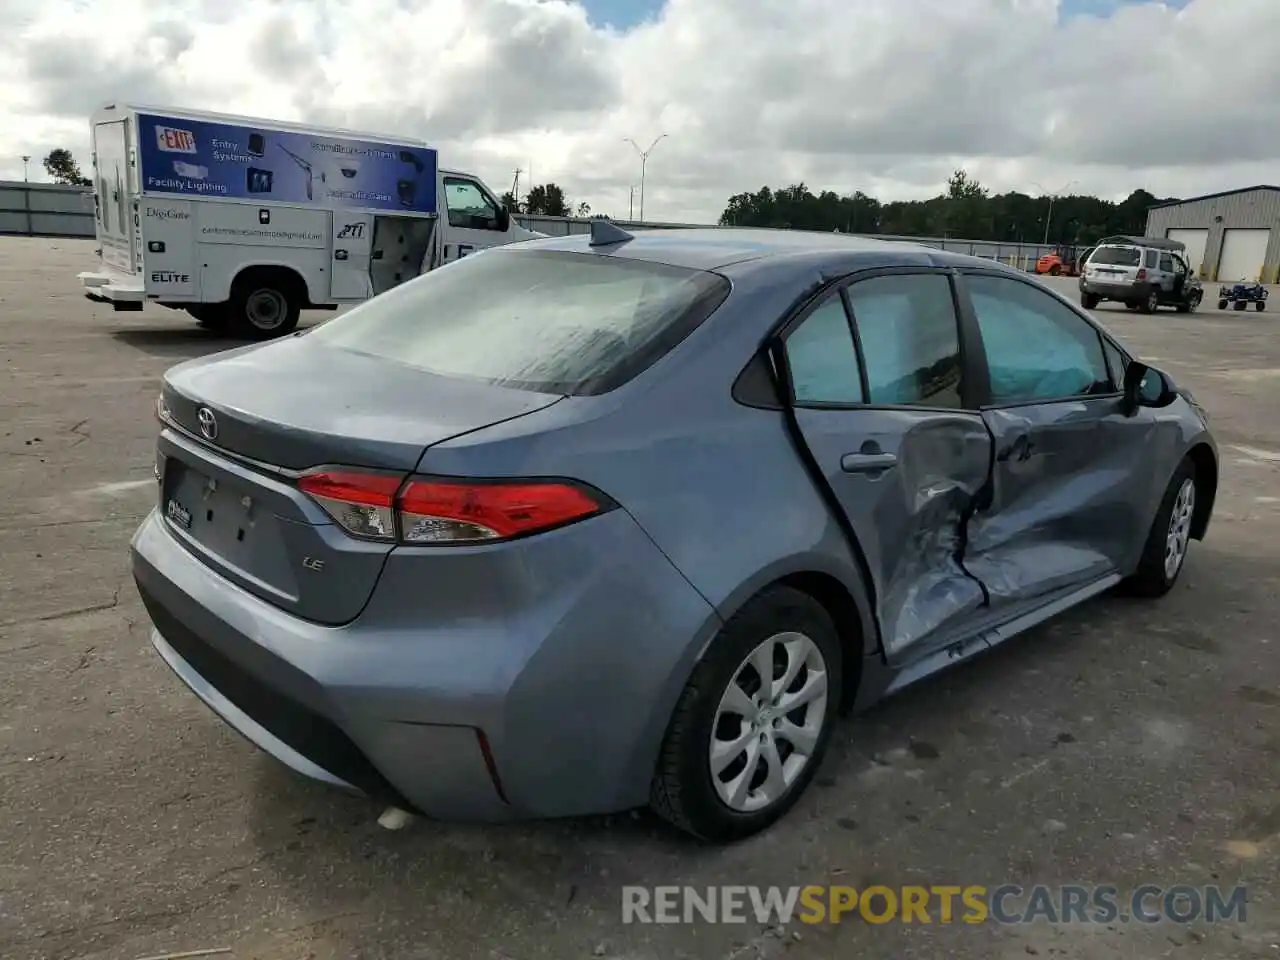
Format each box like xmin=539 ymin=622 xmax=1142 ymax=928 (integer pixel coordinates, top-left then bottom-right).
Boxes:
xmin=1079 ymin=236 xmax=1203 ymax=314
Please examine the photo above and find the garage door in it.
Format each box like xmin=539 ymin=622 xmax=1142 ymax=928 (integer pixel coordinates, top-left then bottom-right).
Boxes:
xmin=1217 ymin=228 xmax=1271 ymax=282
xmin=1166 ymin=228 xmax=1208 ymax=276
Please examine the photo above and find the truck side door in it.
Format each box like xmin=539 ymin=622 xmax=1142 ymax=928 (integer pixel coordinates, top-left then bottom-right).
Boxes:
xmin=439 ymin=176 xmax=511 ymax=264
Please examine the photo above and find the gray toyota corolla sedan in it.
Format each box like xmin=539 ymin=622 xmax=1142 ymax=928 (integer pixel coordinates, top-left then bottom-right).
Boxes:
xmin=133 ymin=224 xmax=1217 ymax=842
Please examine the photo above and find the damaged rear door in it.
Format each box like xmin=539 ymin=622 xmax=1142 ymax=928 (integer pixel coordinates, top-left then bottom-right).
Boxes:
xmin=779 ymin=269 xmax=993 ymax=662
xmin=957 ymin=271 xmax=1154 ymax=607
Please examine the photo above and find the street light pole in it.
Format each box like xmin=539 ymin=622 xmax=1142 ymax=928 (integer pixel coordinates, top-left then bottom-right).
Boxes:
xmin=1035 ymin=179 xmax=1079 ymax=244
xmin=22 ymin=156 xmax=30 ymax=182
xmin=624 ymin=134 xmax=666 ymax=222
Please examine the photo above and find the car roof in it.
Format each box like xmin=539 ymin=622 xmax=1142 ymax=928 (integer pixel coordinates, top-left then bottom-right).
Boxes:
xmin=513 ymin=227 xmax=1009 ymax=274
xmin=1094 ymin=235 xmax=1186 ymax=252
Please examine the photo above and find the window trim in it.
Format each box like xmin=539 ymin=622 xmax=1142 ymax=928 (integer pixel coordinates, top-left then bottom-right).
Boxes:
xmin=773 ymin=265 xmax=985 ymax=414
xmin=955 ymin=268 xmax=1126 ymax=410
xmin=442 ymin=175 xmax=504 ymax=232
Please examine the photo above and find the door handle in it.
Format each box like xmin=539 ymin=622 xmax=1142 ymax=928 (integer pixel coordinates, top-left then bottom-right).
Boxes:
xmin=840 ymin=452 xmax=898 ymax=473
xmin=996 ymin=435 xmax=1036 ymax=462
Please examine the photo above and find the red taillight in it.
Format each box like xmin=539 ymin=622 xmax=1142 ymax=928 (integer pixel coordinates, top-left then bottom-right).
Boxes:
xmin=298 ymin=470 xmax=401 ymax=540
xmin=1136 ymin=268 xmax=1147 ymax=280
xmin=297 ymin=469 xmax=609 ymax=544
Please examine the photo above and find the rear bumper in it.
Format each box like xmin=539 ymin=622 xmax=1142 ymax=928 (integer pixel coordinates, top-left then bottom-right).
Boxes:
xmin=131 ymin=505 xmax=719 ymax=820
xmin=1080 ymin=279 xmax=1151 ymax=300
xmin=78 ymin=270 xmax=145 ymax=311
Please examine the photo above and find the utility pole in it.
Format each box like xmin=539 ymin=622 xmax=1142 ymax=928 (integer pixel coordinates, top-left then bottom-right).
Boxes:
xmin=511 ymin=168 xmax=522 ymax=208
xmin=628 ymin=185 xmax=635 ymax=220
xmin=22 ymin=155 xmax=30 ymax=182
xmin=624 ymin=134 xmax=666 ymax=222
xmin=1033 ymin=179 xmax=1079 ymax=244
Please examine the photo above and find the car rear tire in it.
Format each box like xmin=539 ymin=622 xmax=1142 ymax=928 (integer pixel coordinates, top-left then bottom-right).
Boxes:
xmin=1140 ymin=289 xmax=1159 ymax=314
xmin=229 ymin=273 xmax=302 ymax=340
xmin=1122 ymin=458 xmax=1197 ymax=598
xmin=1256 ymin=301 xmax=1266 ymax=312
xmin=650 ymin=586 xmax=843 ymax=842
xmin=1081 ymin=293 xmax=1100 ymax=310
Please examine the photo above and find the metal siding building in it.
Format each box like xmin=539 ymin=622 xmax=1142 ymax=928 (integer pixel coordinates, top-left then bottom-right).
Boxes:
xmin=1145 ymin=186 xmax=1280 ymax=282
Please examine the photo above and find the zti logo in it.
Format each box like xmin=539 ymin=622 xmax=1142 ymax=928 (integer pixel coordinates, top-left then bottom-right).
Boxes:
xmin=155 ymin=126 xmax=197 ymax=154
xmin=337 ymin=222 xmax=365 ymax=240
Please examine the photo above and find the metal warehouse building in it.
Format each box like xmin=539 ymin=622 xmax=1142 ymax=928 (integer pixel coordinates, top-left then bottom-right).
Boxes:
xmin=1145 ymin=185 xmax=1280 ymax=283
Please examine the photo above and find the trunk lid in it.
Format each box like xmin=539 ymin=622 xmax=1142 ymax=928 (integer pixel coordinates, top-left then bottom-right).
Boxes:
xmin=157 ymin=334 xmax=562 ymax=624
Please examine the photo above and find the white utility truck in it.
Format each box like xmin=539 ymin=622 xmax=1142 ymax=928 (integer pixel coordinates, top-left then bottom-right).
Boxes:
xmin=78 ymin=103 xmax=541 ymax=338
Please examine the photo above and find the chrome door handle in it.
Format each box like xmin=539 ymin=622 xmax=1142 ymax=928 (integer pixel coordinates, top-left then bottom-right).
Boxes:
xmin=840 ymin=452 xmax=898 ymax=473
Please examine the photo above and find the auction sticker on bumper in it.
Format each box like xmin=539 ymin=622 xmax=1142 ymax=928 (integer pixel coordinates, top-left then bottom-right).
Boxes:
xmin=165 ymin=497 xmax=192 ymax=530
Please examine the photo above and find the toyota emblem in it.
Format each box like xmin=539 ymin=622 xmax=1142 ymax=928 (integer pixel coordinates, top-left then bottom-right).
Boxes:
xmin=197 ymin=406 xmax=218 ymax=441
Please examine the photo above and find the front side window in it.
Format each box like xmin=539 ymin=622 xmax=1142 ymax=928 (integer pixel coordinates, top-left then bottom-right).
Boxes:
xmin=846 ymin=273 xmax=964 ymax=408
xmin=443 ymin=177 xmax=501 ymax=230
xmin=308 ymin=249 xmax=729 ymax=395
xmin=784 ymin=297 xmax=864 ymax=404
xmin=967 ymin=274 xmax=1111 ymax=404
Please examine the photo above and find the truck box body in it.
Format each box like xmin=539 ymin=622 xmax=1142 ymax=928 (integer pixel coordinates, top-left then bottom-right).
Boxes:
xmin=79 ymin=104 xmax=536 ymax=335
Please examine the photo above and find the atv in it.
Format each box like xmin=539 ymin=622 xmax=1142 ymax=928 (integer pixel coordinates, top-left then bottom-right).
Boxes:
xmin=1217 ymin=283 xmax=1268 ymax=312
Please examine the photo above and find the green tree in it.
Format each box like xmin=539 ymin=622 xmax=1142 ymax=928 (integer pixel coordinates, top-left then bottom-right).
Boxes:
xmin=524 ymin=183 xmax=571 ymax=217
xmin=717 ymin=176 xmax=1171 ymax=243
xmin=43 ymin=148 xmax=91 ymax=186
xmin=499 ymin=190 xmax=523 ymax=213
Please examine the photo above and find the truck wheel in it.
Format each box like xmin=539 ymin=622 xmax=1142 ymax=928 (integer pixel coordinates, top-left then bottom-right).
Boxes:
xmin=1081 ymin=293 xmax=1100 ymax=310
xmin=1256 ymin=301 xmax=1266 ymax=312
xmin=1049 ymin=264 xmax=1061 ymax=276
xmin=1234 ymin=300 xmax=1247 ymax=311
xmin=229 ymin=272 xmax=302 ymax=339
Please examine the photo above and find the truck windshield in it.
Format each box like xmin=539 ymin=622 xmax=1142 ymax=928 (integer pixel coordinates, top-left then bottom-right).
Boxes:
xmin=309 ymin=249 xmax=731 ymax=395
xmin=1089 ymin=246 xmax=1142 ymax=266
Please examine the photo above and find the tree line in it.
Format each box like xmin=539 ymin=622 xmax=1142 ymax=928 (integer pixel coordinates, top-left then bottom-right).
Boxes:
xmin=41 ymin=148 xmax=1176 ymax=244
xmin=718 ymin=170 xmax=1178 ymax=245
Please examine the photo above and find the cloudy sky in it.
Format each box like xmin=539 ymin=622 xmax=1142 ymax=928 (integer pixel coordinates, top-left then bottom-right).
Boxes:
xmin=1 ymin=0 xmax=1277 ymax=223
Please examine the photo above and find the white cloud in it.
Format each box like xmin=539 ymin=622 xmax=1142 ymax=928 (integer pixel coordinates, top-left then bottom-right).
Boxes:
xmin=1 ymin=0 xmax=1277 ymax=223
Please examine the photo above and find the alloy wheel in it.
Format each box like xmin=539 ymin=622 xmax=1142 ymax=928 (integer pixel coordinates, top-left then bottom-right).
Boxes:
xmin=1164 ymin=477 xmax=1196 ymax=580
xmin=709 ymin=631 xmax=829 ymax=813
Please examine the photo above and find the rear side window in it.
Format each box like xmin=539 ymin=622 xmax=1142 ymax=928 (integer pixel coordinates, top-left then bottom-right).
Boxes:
xmin=309 ymin=249 xmax=730 ymax=395
xmin=784 ymin=298 xmax=864 ymax=404
xmin=1090 ymin=246 xmax=1141 ymax=266
xmin=1159 ymin=254 xmax=1173 ymax=271
xmin=846 ymin=274 xmax=964 ymax=408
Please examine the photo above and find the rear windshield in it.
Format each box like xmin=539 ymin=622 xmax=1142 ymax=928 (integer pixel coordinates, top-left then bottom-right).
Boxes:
xmin=1089 ymin=246 xmax=1141 ymax=266
xmin=310 ymin=249 xmax=731 ymax=395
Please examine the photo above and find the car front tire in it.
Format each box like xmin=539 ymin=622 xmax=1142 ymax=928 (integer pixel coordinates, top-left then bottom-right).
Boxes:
xmin=650 ymin=586 xmax=843 ymax=842
xmin=1123 ymin=458 xmax=1197 ymax=598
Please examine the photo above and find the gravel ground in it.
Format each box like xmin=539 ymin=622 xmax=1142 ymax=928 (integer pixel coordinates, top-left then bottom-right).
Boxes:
xmin=1 ymin=240 xmax=1278 ymax=960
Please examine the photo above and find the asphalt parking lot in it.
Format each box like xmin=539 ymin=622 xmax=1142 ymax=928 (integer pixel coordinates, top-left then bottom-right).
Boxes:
xmin=2 ymin=238 xmax=1279 ymax=960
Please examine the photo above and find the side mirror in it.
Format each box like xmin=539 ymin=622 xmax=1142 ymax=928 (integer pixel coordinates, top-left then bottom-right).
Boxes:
xmin=1122 ymin=361 xmax=1176 ymax=415
xmin=496 ymin=205 xmax=511 ymax=232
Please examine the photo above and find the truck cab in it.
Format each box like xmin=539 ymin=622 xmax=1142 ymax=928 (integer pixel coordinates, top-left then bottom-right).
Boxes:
xmin=78 ymin=104 xmax=541 ymax=338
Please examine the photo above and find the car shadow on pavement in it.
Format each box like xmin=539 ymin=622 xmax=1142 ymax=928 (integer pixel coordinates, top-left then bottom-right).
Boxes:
xmin=110 ymin=327 xmax=254 ymax=362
